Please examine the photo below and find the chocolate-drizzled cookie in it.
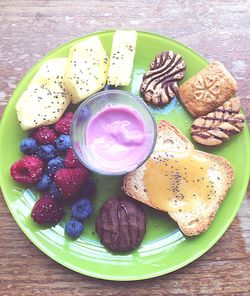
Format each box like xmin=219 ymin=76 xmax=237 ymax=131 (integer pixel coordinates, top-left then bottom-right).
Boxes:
xmin=140 ymin=51 xmax=186 ymax=106
xmin=95 ymin=197 xmax=146 ymax=252
xmin=191 ymin=97 xmax=245 ymax=146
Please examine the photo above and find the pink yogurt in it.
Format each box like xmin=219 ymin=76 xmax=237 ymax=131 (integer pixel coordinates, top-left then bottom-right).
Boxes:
xmin=86 ymin=104 xmax=149 ymax=173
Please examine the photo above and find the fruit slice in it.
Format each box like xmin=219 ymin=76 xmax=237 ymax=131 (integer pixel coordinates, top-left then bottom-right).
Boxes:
xmin=107 ymin=30 xmax=137 ymax=86
xmin=64 ymin=36 xmax=109 ymax=104
xmin=16 ymin=58 xmax=71 ymax=130
xmin=31 ymin=58 xmax=68 ymax=85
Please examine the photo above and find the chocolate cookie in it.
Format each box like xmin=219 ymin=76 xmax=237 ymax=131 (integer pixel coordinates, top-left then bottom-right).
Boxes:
xmin=140 ymin=51 xmax=186 ymax=106
xmin=95 ymin=197 xmax=146 ymax=252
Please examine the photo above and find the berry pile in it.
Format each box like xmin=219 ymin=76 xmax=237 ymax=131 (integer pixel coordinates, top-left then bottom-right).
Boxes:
xmin=10 ymin=111 xmax=96 ymax=238
xmin=65 ymin=197 xmax=93 ymax=238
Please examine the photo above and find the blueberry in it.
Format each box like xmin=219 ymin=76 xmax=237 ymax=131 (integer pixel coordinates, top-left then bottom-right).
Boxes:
xmin=36 ymin=174 xmax=52 ymax=191
xmin=65 ymin=219 xmax=84 ymax=238
xmin=103 ymin=85 xmax=115 ymax=91
xmin=55 ymin=135 xmax=71 ymax=152
xmin=20 ymin=138 xmax=38 ymax=155
xmin=37 ymin=144 xmax=56 ymax=160
xmin=49 ymin=181 xmax=62 ymax=199
xmin=71 ymin=198 xmax=93 ymax=221
xmin=82 ymin=178 xmax=96 ymax=198
xmin=47 ymin=156 xmax=64 ymax=177
xmin=78 ymin=106 xmax=91 ymax=122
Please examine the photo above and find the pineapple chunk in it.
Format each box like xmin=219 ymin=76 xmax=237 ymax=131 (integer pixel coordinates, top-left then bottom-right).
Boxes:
xmin=64 ymin=36 xmax=109 ymax=104
xmin=31 ymin=58 xmax=68 ymax=85
xmin=16 ymin=58 xmax=71 ymax=130
xmin=107 ymin=30 xmax=137 ymax=86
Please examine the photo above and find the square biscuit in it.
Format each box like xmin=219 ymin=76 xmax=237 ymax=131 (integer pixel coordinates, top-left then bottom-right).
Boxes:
xmin=178 ymin=61 xmax=237 ymax=117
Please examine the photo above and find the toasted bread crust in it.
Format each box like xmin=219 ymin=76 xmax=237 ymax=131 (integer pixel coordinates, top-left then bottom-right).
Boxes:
xmin=123 ymin=120 xmax=235 ymax=236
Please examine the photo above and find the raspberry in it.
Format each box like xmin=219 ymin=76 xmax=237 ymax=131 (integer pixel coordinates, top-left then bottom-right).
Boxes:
xmin=53 ymin=112 xmax=74 ymax=135
xmin=40 ymin=192 xmax=53 ymax=199
xmin=64 ymin=148 xmax=82 ymax=168
xmin=10 ymin=156 xmax=44 ymax=185
xmin=31 ymin=196 xmax=64 ymax=224
xmin=31 ymin=126 xmax=57 ymax=145
xmin=54 ymin=167 xmax=89 ymax=199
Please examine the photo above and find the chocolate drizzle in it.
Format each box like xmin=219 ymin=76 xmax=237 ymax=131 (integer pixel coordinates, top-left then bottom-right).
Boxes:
xmin=140 ymin=51 xmax=186 ymax=106
xmin=191 ymin=97 xmax=245 ymax=146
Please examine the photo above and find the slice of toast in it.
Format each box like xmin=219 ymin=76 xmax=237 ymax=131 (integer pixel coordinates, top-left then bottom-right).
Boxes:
xmin=123 ymin=121 xmax=234 ymax=236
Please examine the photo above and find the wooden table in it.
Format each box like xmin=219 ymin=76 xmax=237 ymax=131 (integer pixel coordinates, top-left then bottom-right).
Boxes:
xmin=0 ymin=1 xmax=249 ymax=295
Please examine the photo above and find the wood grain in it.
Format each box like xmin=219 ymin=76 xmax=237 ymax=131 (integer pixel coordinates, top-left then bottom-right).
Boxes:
xmin=0 ymin=1 xmax=249 ymax=295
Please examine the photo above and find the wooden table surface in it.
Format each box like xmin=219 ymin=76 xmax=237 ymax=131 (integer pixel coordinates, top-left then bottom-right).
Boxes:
xmin=0 ymin=1 xmax=249 ymax=295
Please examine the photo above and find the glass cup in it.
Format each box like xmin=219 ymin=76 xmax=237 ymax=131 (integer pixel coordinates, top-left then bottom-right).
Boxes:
xmin=70 ymin=90 xmax=157 ymax=175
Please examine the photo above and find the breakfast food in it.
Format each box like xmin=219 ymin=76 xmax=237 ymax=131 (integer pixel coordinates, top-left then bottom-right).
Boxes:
xmin=86 ymin=106 xmax=146 ymax=167
xmin=85 ymin=104 xmax=150 ymax=173
xmin=123 ymin=121 xmax=234 ymax=236
xmin=191 ymin=97 xmax=245 ymax=146
xmin=30 ymin=58 xmax=69 ymax=85
xmin=31 ymin=126 xmax=57 ymax=145
xmin=80 ymin=178 xmax=96 ymax=198
xmin=37 ymin=144 xmax=56 ymax=161
xmin=36 ymin=173 xmax=52 ymax=191
xmin=53 ymin=111 xmax=74 ymax=135
xmin=16 ymin=58 xmax=72 ymax=130
xmin=64 ymin=148 xmax=83 ymax=168
xmin=71 ymin=198 xmax=93 ymax=222
xmin=96 ymin=197 xmax=146 ymax=252
xmin=10 ymin=108 xmax=95 ymax=235
xmin=10 ymin=156 xmax=44 ymax=185
xmin=65 ymin=219 xmax=84 ymax=238
xmin=54 ymin=167 xmax=89 ymax=200
xmin=64 ymin=36 xmax=109 ymax=104
xmin=47 ymin=157 xmax=65 ymax=177
xmin=63 ymin=188 xmax=95 ymax=239
xmin=20 ymin=138 xmax=38 ymax=155
xmin=107 ymin=30 xmax=137 ymax=86
xmin=178 ymin=61 xmax=237 ymax=117
xmin=31 ymin=195 xmax=64 ymax=224
xmin=141 ymin=51 xmax=186 ymax=106
xmin=55 ymin=134 xmax=71 ymax=152
xmin=10 ymin=30 xmax=246 ymax=253
xmin=65 ymin=198 xmax=93 ymax=238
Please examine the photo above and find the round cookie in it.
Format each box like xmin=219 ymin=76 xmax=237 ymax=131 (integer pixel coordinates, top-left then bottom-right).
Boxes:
xmin=95 ymin=197 xmax=146 ymax=252
xmin=140 ymin=51 xmax=186 ymax=106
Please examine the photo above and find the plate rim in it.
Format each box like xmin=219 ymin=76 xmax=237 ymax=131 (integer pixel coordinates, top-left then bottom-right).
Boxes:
xmin=0 ymin=29 xmax=250 ymax=281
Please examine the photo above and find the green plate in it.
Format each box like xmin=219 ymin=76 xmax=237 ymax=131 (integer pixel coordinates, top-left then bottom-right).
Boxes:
xmin=0 ymin=30 xmax=249 ymax=281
